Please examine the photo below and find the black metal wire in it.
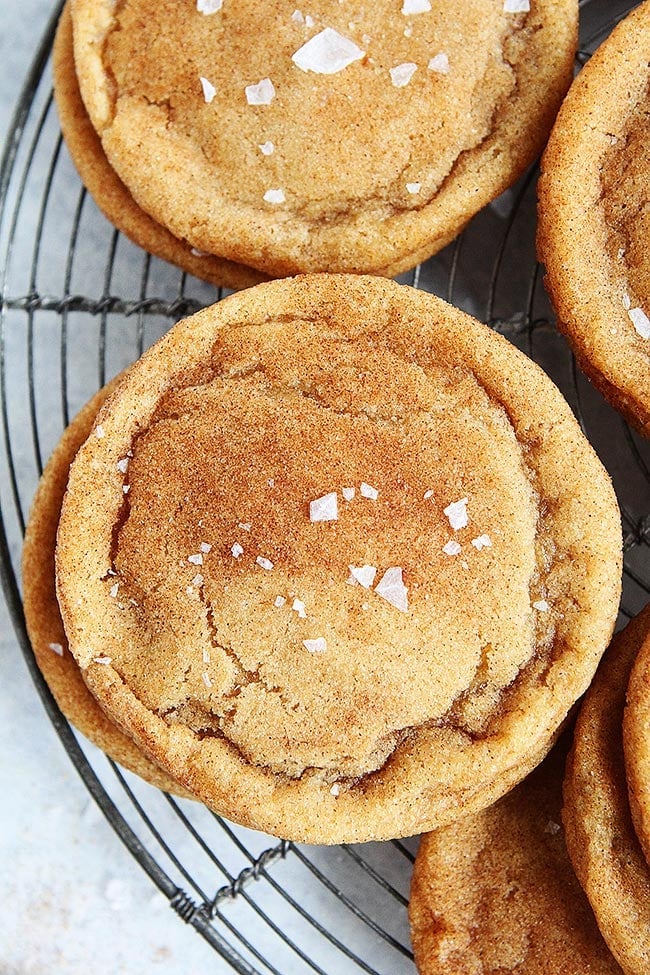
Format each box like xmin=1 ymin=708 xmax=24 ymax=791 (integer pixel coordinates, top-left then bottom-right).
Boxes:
xmin=0 ymin=1 xmax=648 ymax=974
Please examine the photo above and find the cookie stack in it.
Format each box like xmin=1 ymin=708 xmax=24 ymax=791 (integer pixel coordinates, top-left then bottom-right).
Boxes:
xmin=411 ymin=608 xmax=650 ymax=974
xmin=24 ymin=274 xmax=622 ymax=844
xmin=55 ymin=0 xmax=577 ymax=284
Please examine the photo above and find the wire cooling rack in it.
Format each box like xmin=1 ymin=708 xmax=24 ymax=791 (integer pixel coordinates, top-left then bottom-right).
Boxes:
xmin=1 ymin=1 xmax=648 ymax=972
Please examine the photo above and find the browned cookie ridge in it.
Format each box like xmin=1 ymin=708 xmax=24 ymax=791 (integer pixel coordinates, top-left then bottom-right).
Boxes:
xmin=22 ymin=382 xmax=193 ymax=798
xmin=563 ymin=606 xmax=650 ymax=975
xmin=71 ymin=0 xmax=577 ymax=278
xmin=55 ymin=275 xmax=621 ymax=843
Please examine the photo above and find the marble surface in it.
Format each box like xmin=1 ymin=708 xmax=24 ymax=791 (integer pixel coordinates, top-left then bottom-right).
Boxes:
xmin=0 ymin=4 xmax=226 ymax=972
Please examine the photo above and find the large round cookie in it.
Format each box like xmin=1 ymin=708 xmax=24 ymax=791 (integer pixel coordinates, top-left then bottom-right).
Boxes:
xmin=409 ymin=737 xmax=622 ymax=974
xmin=538 ymin=1 xmax=650 ymax=437
xmin=70 ymin=0 xmax=577 ymax=279
xmin=623 ymin=609 xmax=650 ymax=866
xmin=563 ymin=606 xmax=650 ymax=975
xmin=22 ymin=382 xmax=192 ymax=798
xmin=55 ymin=274 xmax=621 ymax=844
xmin=53 ymin=5 xmax=264 ymax=292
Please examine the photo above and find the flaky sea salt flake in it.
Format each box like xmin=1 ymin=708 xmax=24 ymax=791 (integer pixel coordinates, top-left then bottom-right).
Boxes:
xmin=203 ymin=648 xmax=210 ymax=663
xmin=342 ymin=486 xmax=355 ymax=501
xmin=256 ymin=556 xmax=274 ymax=570
xmin=200 ymin=542 xmax=212 ymax=553
xmin=292 ymin=28 xmax=365 ymax=75
xmin=292 ymin=598 xmax=307 ymax=618
xmin=305 ymin=14 xmax=315 ymax=27
xmin=238 ymin=522 xmax=252 ymax=532
xmin=109 ymin=582 xmax=120 ymax=598
xmin=246 ymin=78 xmax=276 ymax=105
xmin=503 ymin=0 xmax=530 ymax=11
xmin=197 ymin=0 xmax=223 ymax=13
xmin=310 ymin=491 xmax=338 ymax=522
xmin=629 ymin=307 xmax=650 ymax=339
xmin=202 ymin=671 xmax=213 ymax=688
xmin=349 ymin=564 xmax=377 ymax=588
xmin=533 ymin=600 xmax=550 ymax=612
xmin=402 ymin=0 xmax=431 ymax=12
xmin=428 ymin=53 xmax=450 ymax=74
xmin=360 ymin=482 xmax=378 ymax=500
xmin=117 ymin=457 xmax=129 ymax=474
xmin=264 ymin=188 xmax=285 ymax=204
xmin=231 ymin=542 xmax=244 ymax=558
xmin=292 ymin=9 xmax=305 ymax=23
xmin=406 ymin=182 xmax=421 ymax=194
xmin=188 ymin=553 xmax=204 ymax=566
xmin=48 ymin=642 xmax=64 ymax=656
xmin=122 ymin=484 xmax=130 ymax=494
xmin=274 ymin=595 xmax=286 ymax=607
xmin=471 ymin=534 xmax=492 ymax=551
xmin=443 ymin=540 xmax=461 ymax=556
xmin=423 ymin=489 xmax=434 ymax=499
xmin=444 ymin=497 xmax=468 ymax=530
xmin=390 ymin=62 xmax=417 ymax=88
xmin=303 ymin=637 xmax=327 ymax=653
xmin=94 ymin=656 xmax=112 ymax=666
xmin=259 ymin=141 xmax=275 ymax=155
xmin=330 ymin=783 xmax=341 ymax=796
xmin=200 ymin=77 xmax=216 ymax=104
xmin=375 ymin=567 xmax=408 ymax=612
xmin=95 ymin=425 xmax=105 ymax=439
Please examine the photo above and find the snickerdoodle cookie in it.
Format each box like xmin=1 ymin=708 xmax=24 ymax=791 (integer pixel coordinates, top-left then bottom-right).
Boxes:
xmin=55 ymin=274 xmax=621 ymax=843
xmin=563 ymin=606 xmax=650 ymax=975
xmin=70 ymin=0 xmax=577 ymax=278
xmin=623 ymin=607 xmax=650 ymax=866
xmin=23 ymin=382 xmax=191 ymax=797
xmin=538 ymin=1 xmax=650 ymax=436
xmin=409 ymin=737 xmax=622 ymax=974
xmin=53 ymin=5 xmax=264 ymax=291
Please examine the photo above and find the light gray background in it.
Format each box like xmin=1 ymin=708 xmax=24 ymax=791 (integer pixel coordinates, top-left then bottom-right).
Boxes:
xmin=0 ymin=3 xmax=228 ymax=971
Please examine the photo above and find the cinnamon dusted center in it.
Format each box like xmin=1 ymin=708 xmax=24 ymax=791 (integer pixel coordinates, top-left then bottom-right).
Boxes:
xmin=103 ymin=322 xmax=546 ymax=779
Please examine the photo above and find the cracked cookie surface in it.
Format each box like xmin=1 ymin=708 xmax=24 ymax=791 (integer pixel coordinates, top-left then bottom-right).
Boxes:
xmin=55 ymin=274 xmax=621 ymax=843
xmin=70 ymin=0 xmax=576 ymax=277
xmin=538 ymin=1 xmax=650 ymax=436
